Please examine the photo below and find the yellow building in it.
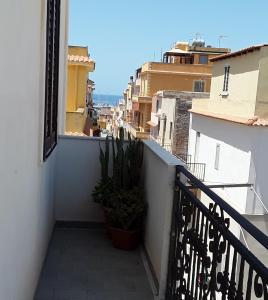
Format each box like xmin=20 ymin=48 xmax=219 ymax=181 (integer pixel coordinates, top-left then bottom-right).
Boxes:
xmin=66 ymin=45 xmax=95 ymax=135
xmin=127 ymin=41 xmax=230 ymax=138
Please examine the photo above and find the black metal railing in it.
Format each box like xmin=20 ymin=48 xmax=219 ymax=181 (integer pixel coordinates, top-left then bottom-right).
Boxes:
xmin=176 ymin=153 xmax=192 ymax=164
xmin=187 ymin=162 xmax=206 ymax=182
xmin=166 ymin=165 xmax=268 ymax=300
xmin=175 ymin=154 xmax=206 ymax=181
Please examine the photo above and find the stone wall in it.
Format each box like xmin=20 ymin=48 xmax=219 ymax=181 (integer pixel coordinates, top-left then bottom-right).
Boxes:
xmin=172 ymin=92 xmax=209 ymax=156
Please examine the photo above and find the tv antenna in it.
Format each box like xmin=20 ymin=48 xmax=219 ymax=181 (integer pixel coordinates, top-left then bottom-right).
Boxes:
xmin=195 ymin=32 xmax=202 ymax=40
xmin=218 ymin=35 xmax=227 ymax=47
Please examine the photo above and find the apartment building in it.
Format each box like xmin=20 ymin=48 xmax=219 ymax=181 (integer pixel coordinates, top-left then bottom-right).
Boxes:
xmin=126 ymin=41 xmax=229 ymax=138
xmin=0 ymin=2 xmax=267 ymax=300
xmin=66 ymin=45 xmax=95 ymax=135
xmin=150 ymin=91 xmax=209 ymax=153
xmin=188 ymin=45 xmax=268 ymax=250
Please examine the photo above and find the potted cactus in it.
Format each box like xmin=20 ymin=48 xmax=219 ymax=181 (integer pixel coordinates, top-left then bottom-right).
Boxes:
xmin=92 ymin=127 xmax=146 ymax=250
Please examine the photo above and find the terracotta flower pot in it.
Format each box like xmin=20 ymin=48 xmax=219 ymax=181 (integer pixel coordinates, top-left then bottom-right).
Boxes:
xmin=109 ymin=227 xmax=140 ymax=250
xmin=102 ymin=206 xmax=112 ymax=238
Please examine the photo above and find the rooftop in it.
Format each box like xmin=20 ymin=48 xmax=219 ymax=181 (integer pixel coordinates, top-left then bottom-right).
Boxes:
xmin=190 ymin=108 xmax=268 ymax=126
xmin=210 ymin=44 xmax=268 ymax=62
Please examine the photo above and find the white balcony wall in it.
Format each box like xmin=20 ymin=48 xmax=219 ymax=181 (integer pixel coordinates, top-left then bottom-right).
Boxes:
xmin=143 ymin=141 xmax=182 ymax=299
xmin=54 ymin=137 xmax=183 ymax=299
xmin=54 ymin=136 xmax=105 ymax=222
xmin=0 ymin=1 xmax=68 ymax=300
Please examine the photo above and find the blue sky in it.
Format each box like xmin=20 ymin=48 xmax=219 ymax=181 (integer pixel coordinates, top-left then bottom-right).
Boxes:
xmin=69 ymin=0 xmax=268 ymax=95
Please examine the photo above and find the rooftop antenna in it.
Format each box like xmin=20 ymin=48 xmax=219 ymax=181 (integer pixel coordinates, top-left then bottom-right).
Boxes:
xmin=218 ymin=35 xmax=227 ymax=47
xmin=195 ymin=32 xmax=202 ymax=40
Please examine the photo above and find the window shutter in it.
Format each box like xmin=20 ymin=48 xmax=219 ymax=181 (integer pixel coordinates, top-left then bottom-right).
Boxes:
xmin=43 ymin=0 xmax=61 ymax=160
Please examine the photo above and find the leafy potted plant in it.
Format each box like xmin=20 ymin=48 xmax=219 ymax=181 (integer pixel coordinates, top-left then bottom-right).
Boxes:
xmin=92 ymin=127 xmax=146 ymax=250
xmin=107 ymin=187 xmax=146 ymax=250
xmin=92 ymin=136 xmax=113 ymax=235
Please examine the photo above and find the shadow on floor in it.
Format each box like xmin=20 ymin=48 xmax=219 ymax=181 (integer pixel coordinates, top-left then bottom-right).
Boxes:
xmin=35 ymin=228 xmax=154 ymax=300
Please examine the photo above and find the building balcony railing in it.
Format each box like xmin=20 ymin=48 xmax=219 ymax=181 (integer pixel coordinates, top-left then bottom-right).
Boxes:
xmin=149 ymin=135 xmax=172 ymax=153
xmin=35 ymin=136 xmax=268 ymax=300
xmin=175 ymin=153 xmax=206 ymax=182
xmin=167 ymin=165 xmax=268 ymax=300
xmin=141 ymin=62 xmax=212 ymax=76
xmin=125 ymin=122 xmax=150 ymax=139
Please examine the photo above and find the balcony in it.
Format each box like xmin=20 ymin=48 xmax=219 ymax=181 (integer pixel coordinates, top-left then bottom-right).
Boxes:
xmin=141 ymin=62 xmax=212 ymax=76
xmin=149 ymin=135 xmax=172 ymax=153
xmin=175 ymin=153 xmax=206 ymax=182
xmin=125 ymin=123 xmax=150 ymax=139
xmin=33 ymin=136 xmax=267 ymax=300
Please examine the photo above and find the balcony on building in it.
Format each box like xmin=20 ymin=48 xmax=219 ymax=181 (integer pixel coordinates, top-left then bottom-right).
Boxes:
xmin=1 ymin=2 xmax=267 ymax=299
xmin=33 ymin=136 xmax=268 ymax=300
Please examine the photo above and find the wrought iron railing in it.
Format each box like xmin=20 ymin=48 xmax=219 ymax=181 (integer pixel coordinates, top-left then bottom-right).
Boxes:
xmin=176 ymin=153 xmax=192 ymax=164
xmin=175 ymin=154 xmax=206 ymax=181
xmin=166 ymin=165 xmax=268 ymax=300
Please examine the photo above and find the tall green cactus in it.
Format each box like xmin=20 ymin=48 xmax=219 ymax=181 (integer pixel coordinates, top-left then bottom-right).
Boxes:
xmin=93 ymin=127 xmax=144 ymax=206
xmin=112 ymin=127 xmax=129 ymax=190
xmin=126 ymin=135 xmax=144 ymax=188
xmin=99 ymin=135 xmax=110 ymax=183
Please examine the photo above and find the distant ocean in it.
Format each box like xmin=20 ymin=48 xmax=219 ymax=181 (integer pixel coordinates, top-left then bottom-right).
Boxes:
xmin=93 ymin=94 xmax=122 ymax=106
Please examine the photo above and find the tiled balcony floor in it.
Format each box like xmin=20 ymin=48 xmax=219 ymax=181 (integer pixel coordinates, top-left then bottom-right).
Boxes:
xmin=35 ymin=228 xmax=154 ymax=300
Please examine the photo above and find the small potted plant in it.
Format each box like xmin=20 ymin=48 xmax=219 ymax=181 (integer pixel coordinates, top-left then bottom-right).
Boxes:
xmin=107 ymin=188 xmax=147 ymax=250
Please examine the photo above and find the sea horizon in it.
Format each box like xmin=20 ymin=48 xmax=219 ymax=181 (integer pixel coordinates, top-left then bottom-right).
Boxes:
xmin=93 ymin=93 xmax=122 ymax=106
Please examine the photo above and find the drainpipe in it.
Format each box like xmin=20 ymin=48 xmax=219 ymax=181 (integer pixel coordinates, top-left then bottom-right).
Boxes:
xmin=161 ymin=114 xmax=167 ymax=147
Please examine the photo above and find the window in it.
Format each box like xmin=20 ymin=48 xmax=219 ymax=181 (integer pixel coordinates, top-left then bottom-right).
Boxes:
xmin=157 ymin=118 xmax=160 ymax=135
xmin=43 ymin=0 xmax=61 ymax=160
xmin=156 ymin=100 xmax=159 ymax=112
xmin=214 ymin=144 xmax=220 ymax=170
xmin=194 ymin=132 xmax=200 ymax=163
xmin=199 ymin=55 xmax=208 ymax=64
xmin=194 ymin=80 xmax=205 ymax=92
xmin=169 ymin=122 xmax=173 ymax=140
xmin=223 ymin=65 xmax=230 ymax=92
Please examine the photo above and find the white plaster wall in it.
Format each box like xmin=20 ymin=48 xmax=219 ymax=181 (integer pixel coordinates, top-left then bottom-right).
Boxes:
xmin=54 ymin=136 xmax=106 ymax=222
xmin=143 ymin=141 xmax=183 ymax=299
xmin=189 ymin=113 xmax=268 ymax=216
xmin=0 ymin=1 xmax=68 ymax=299
xmin=160 ymin=98 xmax=176 ymax=144
xmin=247 ymin=126 xmax=268 ymax=214
xmin=189 ymin=114 xmax=251 ymax=213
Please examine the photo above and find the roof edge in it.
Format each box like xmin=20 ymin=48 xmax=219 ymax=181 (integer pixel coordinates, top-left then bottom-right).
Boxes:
xmin=210 ymin=44 xmax=268 ymax=62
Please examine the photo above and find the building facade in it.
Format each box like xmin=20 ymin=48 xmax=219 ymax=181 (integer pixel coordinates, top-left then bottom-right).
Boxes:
xmin=188 ymin=45 xmax=268 ymax=247
xmin=126 ymin=41 xmax=230 ymax=138
xmin=150 ymin=91 xmax=209 ymax=155
xmin=66 ymin=45 xmax=95 ymax=135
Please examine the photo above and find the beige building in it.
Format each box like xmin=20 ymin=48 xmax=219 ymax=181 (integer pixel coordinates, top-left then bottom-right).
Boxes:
xmin=192 ymin=44 xmax=268 ymax=120
xmin=126 ymin=41 xmax=229 ymax=138
xmin=188 ymin=45 xmax=268 ymax=245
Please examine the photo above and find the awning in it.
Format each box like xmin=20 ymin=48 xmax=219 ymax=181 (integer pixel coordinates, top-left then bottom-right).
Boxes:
xmin=147 ymin=121 xmax=157 ymax=127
